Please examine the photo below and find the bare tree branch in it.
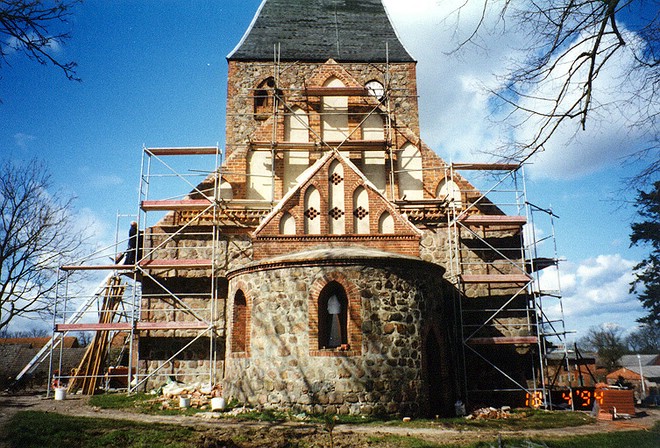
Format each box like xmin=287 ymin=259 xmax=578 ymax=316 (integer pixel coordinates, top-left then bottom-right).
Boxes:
xmin=0 ymin=0 xmax=82 ymax=82
xmin=0 ymin=158 xmax=85 ymax=331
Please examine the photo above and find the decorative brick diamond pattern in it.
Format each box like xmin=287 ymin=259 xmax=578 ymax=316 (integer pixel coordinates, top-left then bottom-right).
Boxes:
xmin=353 ymin=206 xmax=369 ymax=220
xmin=329 ymin=172 xmax=343 ymax=185
xmin=328 ymin=207 xmax=345 ymax=220
xmin=304 ymin=207 xmax=320 ymax=219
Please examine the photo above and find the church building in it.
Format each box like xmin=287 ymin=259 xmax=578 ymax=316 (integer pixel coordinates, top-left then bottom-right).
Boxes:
xmin=130 ymin=0 xmax=544 ymax=417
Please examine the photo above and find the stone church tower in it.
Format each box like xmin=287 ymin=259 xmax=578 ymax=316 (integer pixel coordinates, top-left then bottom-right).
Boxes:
xmin=135 ymin=0 xmax=541 ymax=417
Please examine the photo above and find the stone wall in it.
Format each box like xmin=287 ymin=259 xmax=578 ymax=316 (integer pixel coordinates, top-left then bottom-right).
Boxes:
xmin=223 ymin=251 xmax=455 ymax=416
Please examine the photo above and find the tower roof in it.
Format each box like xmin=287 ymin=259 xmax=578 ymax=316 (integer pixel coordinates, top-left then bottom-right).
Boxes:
xmin=228 ymin=0 xmax=415 ymax=63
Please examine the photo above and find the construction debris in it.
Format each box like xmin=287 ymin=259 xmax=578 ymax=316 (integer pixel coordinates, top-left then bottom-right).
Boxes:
xmin=466 ymin=406 xmax=514 ymax=420
xmin=155 ymin=381 xmax=223 ymax=411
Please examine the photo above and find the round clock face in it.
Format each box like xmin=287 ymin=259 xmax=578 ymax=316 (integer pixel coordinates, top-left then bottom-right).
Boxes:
xmin=365 ymin=80 xmax=384 ymax=100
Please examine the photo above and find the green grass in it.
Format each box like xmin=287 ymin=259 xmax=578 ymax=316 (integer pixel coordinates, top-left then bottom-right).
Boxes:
xmin=3 ymin=411 xmax=200 ymax=448
xmin=88 ymin=392 xmax=203 ymax=416
xmin=2 ymin=411 xmax=658 ymax=448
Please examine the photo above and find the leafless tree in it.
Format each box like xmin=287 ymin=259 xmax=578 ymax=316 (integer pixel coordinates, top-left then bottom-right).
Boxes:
xmin=0 ymin=159 xmax=84 ymax=332
xmin=0 ymin=0 xmax=82 ymax=81
xmin=449 ymin=0 xmax=659 ymax=183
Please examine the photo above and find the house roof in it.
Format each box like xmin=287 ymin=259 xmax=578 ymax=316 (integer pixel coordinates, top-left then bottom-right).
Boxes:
xmin=619 ymin=354 xmax=659 ymax=367
xmin=228 ymin=0 xmax=415 ymax=62
xmin=0 ymin=337 xmax=79 ymax=349
xmin=607 ymin=365 xmax=660 ymax=381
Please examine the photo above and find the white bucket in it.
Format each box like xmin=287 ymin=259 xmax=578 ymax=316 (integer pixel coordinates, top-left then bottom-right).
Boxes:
xmin=179 ymin=396 xmax=191 ymax=408
xmin=54 ymin=388 xmax=66 ymax=401
xmin=211 ymin=397 xmax=226 ymax=411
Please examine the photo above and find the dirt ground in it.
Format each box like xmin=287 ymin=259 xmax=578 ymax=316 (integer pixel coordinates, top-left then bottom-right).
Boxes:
xmin=1 ymin=392 xmax=658 ymax=447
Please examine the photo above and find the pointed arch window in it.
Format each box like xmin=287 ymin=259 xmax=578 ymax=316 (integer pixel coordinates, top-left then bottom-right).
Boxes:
xmin=437 ymin=178 xmax=462 ymax=209
xmin=322 ymin=77 xmax=349 ymax=141
xmin=353 ymin=186 xmax=370 ymax=234
xmin=280 ymin=212 xmax=296 ymax=235
xmin=378 ymin=211 xmax=394 ymax=234
xmin=253 ymin=77 xmax=276 ymax=120
xmin=283 ymin=106 xmax=310 ymax=192
xmin=398 ymin=142 xmax=423 ymax=200
xmin=304 ymin=186 xmax=321 ymax=234
xmin=231 ymin=290 xmax=249 ymax=353
xmin=317 ymin=282 xmax=348 ymax=349
xmin=328 ymin=160 xmax=345 ymax=235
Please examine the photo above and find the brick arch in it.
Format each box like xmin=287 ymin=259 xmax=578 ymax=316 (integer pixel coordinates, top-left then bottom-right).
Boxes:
xmin=229 ymin=280 xmax=252 ymax=358
xmin=309 ymin=271 xmax=362 ymax=356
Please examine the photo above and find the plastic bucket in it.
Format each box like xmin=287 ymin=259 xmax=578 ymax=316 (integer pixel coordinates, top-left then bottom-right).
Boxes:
xmin=54 ymin=388 xmax=66 ymax=400
xmin=179 ymin=397 xmax=191 ymax=408
xmin=211 ymin=397 xmax=226 ymax=411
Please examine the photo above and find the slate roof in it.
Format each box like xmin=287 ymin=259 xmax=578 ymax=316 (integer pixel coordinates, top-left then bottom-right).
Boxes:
xmin=229 ymin=0 xmax=414 ymax=62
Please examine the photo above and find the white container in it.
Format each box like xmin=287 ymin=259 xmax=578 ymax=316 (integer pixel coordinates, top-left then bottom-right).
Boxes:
xmin=179 ymin=396 xmax=191 ymax=408
xmin=54 ymin=387 xmax=66 ymax=401
xmin=211 ymin=397 xmax=226 ymax=411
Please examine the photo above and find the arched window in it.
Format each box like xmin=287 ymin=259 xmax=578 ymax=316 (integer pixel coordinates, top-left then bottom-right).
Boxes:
xmin=279 ymin=212 xmax=296 ymax=235
xmin=247 ymin=150 xmax=273 ymax=200
xmin=328 ymin=160 xmax=345 ymax=235
xmin=232 ymin=290 xmax=248 ymax=353
xmin=378 ymin=211 xmax=394 ymax=234
xmin=253 ymin=77 xmax=276 ymax=120
xmin=218 ymin=180 xmax=233 ymax=200
xmin=436 ymin=178 xmax=462 ymax=209
xmin=353 ymin=186 xmax=370 ymax=234
xmin=398 ymin=142 xmax=423 ymax=200
xmin=361 ymin=113 xmax=386 ymax=192
xmin=322 ymin=77 xmax=349 ymax=141
xmin=317 ymin=282 xmax=348 ymax=349
xmin=304 ymin=186 xmax=321 ymax=234
xmin=283 ymin=106 xmax=310 ymax=192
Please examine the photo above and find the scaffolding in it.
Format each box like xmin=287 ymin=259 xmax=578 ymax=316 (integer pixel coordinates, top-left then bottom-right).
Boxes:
xmin=36 ymin=49 xmax=570 ymax=408
xmin=443 ymin=163 xmax=569 ymax=408
xmin=44 ymin=145 xmax=222 ymax=395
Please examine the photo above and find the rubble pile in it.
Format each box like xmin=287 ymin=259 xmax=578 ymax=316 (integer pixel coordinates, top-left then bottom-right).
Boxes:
xmin=466 ymin=406 xmax=513 ymax=420
xmin=156 ymin=381 xmax=223 ymax=410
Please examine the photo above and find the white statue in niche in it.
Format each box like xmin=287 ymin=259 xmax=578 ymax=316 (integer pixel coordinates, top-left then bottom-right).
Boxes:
xmin=327 ymin=295 xmax=341 ymax=348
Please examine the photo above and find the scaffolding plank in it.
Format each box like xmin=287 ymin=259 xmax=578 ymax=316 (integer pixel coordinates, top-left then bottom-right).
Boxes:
xmin=460 ymin=274 xmax=531 ymax=284
xmin=146 ymin=147 xmax=218 ymax=156
xmin=467 ymin=336 xmax=538 ymax=345
xmin=305 ymin=87 xmax=368 ymax=96
xmin=451 ymin=163 xmax=520 ymax=171
xmin=460 ymin=215 xmax=527 ymax=226
xmin=136 ymin=322 xmax=209 ymax=330
xmin=139 ymin=259 xmax=212 ymax=269
xmin=56 ymin=323 xmax=132 ymax=331
xmin=526 ymin=257 xmax=558 ymax=272
xmin=248 ymin=140 xmax=387 ymax=151
xmin=141 ymin=199 xmax=213 ymax=211
xmin=60 ymin=265 xmax=133 ymax=271
xmin=55 ymin=322 xmax=210 ymax=332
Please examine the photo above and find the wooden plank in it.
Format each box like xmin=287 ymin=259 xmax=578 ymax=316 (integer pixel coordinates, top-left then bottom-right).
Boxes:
xmin=467 ymin=336 xmax=538 ymax=345
xmin=141 ymin=199 xmax=213 ymax=211
xmin=60 ymin=265 xmax=133 ymax=271
xmin=248 ymin=140 xmax=387 ymax=151
xmin=146 ymin=147 xmax=218 ymax=156
xmin=56 ymin=323 xmax=132 ymax=331
xmin=305 ymin=87 xmax=368 ymax=96
xmin=451 ymin=163 xmax=520 ymax=171
xmin=460 ymin=215 xmax=527 ymax=226
xmin=56 ymin=322 xmax=210 ymax=332
xmin=136 ymin=322 xmax=209 ymax=330
xmin=139 ymin=259 xmax=212 ymax=269
xmin=460 ymin=274 xmax=531 ymax=284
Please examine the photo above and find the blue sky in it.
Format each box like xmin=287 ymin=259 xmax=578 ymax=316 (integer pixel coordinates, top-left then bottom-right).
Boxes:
xmin=1 ymin=1 xmax=656 ymax=338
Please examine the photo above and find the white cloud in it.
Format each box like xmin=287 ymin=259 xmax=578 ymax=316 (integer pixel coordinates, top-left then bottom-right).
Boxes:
xmin=384 ymin=1 xmax=657 ymax=179
xmin=540 ymin=254 xmax=643 ymax=338
xmin=14 ymin=132 xmax=36 ymax=149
